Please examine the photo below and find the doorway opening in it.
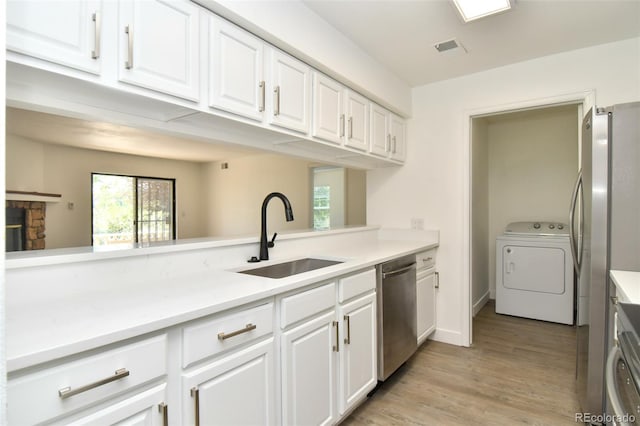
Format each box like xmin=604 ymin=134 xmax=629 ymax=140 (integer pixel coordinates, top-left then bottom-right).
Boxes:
xmin=468 ymin=101 xmax=585 ymax=344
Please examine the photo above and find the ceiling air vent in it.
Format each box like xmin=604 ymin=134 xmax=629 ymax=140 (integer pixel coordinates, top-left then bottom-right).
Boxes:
xmin=435 ymin=39 xmax=461 ymax=53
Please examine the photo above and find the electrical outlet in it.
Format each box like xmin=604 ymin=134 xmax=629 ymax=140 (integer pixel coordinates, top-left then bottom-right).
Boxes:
xmin=410 ymin=218 xmax=424 ymax=230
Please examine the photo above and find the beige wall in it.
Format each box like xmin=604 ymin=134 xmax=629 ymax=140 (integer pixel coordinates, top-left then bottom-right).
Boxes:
xmin=203 ymin=153 xmax=313 ymax=237
xmin=486 ymin=105 xmax=579 ymax=297
xmin=471 ymin=118 xmax=489 ymax=314
xmin=6 ymin=135 xmax=207 ymax=249
xmin=346 ymin=168 xmax=367 ymax=226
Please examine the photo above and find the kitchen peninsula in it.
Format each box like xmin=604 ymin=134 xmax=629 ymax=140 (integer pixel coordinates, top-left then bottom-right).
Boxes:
xmin=6 ymin=226 xmax=438 ymax=424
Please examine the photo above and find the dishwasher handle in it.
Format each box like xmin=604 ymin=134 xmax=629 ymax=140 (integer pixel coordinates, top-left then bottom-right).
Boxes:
xmin=382 ymin=263 xmax=416 ymax=279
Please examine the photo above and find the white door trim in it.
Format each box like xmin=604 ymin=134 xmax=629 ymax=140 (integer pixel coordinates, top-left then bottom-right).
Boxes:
xmin=461 ymin=90 xmax=595 ymax=347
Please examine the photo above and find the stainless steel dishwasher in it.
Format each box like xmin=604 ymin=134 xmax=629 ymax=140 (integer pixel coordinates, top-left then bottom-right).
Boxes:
xmin=376 ymin=254 xmax=418 ymax=381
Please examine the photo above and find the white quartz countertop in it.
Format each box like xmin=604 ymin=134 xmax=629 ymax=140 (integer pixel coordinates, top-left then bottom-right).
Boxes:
xmin=7 ymin=232 xmax=438 ymax=372
xmin=611 ymin=270 xmax=640 ymax=304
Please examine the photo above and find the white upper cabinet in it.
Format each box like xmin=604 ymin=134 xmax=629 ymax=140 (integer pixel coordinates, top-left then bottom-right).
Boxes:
xmin=312 ymin=73 xmax=344 ymax=145
xmin=118 ymin=0 xmax=200 ymax=102
xmin=7 ymin=0 xmax=102 ymax=74
xmin=369 ymin=102 xmax=406 ymax=162
xmin=209 ymin=15 xmax=264 ymax=121
xmin=389 ymin=113 xmax=406 ymax=162
xmin=344 ymin=90 xmax=369 ymax=151
xmin=370 ymin=103 xmax=390 ymax=157
xmin=312 ymin=73 xmax=369 ymax=151
xmin=267 ymin=47 xmax=311 ymax=134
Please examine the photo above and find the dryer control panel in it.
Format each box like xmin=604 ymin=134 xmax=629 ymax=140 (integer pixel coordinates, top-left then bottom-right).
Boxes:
xmin=504 ymin=221 xmax=569 ymax=236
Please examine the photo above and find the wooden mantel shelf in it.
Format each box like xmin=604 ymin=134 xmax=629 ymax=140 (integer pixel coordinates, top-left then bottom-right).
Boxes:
xmin=6 ymin=190 xmax=62 ymax=203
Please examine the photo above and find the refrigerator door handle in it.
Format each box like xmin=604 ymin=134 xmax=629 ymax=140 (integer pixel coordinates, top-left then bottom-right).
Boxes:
xmin=569 ymin=169 xmax=583 ymax=275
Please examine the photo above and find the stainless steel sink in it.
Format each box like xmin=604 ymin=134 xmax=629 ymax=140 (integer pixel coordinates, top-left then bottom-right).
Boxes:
xmin=238 ymin=258 xmax=343 ymax=279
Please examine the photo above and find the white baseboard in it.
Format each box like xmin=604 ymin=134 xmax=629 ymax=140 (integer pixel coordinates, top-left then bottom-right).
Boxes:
xmin=473 ymin=291 xmax=491 ymax=317
xmin=431 ymin=328 xmax=463 ymax=346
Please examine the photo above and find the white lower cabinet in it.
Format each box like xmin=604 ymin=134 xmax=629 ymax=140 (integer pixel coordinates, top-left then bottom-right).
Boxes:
xmin=182 ymin=338 xmax=275 ymax=425
xmin=7 ymin=334 xmax=168 ymax=425
xmin=279 ymin=269 xmax=377 ymax=425
xmin=281 ymin=310 xmax=337 ymax=425
xmin=63 ymin=384 xmax=168 ymax=426
xmin=338 ymin=292 xmax=377 ymax=415
xmin=416 ymin=249 xmax=438 ymax=345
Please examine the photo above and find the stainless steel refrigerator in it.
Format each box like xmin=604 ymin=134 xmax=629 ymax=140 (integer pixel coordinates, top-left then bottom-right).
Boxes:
xmin=571 ymin=102 xmax=640 ymax=417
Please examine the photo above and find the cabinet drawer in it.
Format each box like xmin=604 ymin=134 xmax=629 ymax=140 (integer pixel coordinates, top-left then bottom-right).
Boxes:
xmin=338 ymin=269 xmax=376 ymax=303
xmin=416 ymin=249 xmax=437 ymax=270
xmin=280 ymin=282 xmax=335 ymax=329
xmin=8 ymin=334 xmax=167 ymax=426
xmin=183 ymin=302 xmax=273 ymax=367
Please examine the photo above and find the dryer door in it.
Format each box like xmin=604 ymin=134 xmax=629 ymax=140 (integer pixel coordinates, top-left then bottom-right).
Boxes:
xmin=502 ymin=245 xmax=567 ymax=294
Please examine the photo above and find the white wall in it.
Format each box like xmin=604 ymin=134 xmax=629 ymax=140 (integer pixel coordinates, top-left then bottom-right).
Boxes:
xmin=367 ymin=37 xmax=640 ymax=346
xmin=6 ymin=136 xmax=207 ymax=249
xmin=486 ymin=105 xmax=579 ymax=298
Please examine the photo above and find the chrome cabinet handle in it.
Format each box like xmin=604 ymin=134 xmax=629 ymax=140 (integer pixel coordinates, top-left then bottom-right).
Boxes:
xmin=191 ymin=387 xmax=200 ymax=426
xmin=218 ymin=323 xmax=256 ymax=340
xmin=58 ymin=368 xmax=129 ymax=399
xmin=158 ymin=403 xmax=168 ymax=426
xmin=92 ymin=12 xmax=101 ymax=59
xmin=333 ymin=320 xmax=339 ymax=352
xmin=423 ymin=257 xmax=433 ymax=262
xmin=348 ymin=117 xmax=353 ymax=139
xmin=392 ymin=136 xmax=397 ymax=153
xmin=340 ymin=114 xmax=345 ymax=137
xmin=259 ymin=81 xmax=265 ymax=112
xmin=124 ymin=25 xmax=133 ymax=69
xmin=344 ymin=315 xmax=351 ymax=344
xmin=435 ymin=271 xmax=440 ymax=289
xmin=274 ymin=86 xmax=280 ymax=116
xmin=386 ymin=134 xmax=391 ymax=152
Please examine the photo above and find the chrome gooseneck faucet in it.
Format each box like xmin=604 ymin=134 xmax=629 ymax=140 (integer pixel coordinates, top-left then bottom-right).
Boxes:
xmin=258 ymin=192 xmax=294 ymax=261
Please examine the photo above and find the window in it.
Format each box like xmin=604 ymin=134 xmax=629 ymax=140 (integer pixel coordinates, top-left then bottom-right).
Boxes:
xmin=92 ymin=173 xmax=175 ymax=246
xmin=313 ymin=185 xmax=331 ymax=230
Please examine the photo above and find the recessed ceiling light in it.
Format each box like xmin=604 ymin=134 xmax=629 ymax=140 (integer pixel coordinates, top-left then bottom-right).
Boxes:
xmin=452 ymin=0 xmax=511 ymax=22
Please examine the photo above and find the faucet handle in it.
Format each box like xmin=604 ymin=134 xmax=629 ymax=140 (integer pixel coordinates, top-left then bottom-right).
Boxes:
xmin=268 ymin=232 xmax=278 ymax=248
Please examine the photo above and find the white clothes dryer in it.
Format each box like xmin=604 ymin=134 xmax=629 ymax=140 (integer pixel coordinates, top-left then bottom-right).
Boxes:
xmin=495 ymin=221 xmax=574 ymax=325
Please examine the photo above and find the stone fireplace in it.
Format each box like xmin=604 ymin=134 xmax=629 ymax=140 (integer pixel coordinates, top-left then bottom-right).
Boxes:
xmin=5 ymin=190 xmax=60 ymax=250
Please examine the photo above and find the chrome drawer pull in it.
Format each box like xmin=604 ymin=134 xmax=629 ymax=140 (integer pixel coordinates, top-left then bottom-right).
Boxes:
xmin=423 ymin=257 xmax=433 ymax=262
xmin=217 ymin=323 xmax=256 ymax=340
xmin=435 ymin=271 xmax=440 ymax=289
xmin=333 ymin=321 xmax=339 ymax=352
xmin=58 ymin=368 xmax=130 ymax=399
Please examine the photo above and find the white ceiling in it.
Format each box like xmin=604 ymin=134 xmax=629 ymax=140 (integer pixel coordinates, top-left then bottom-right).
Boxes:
xmin=303 ymin=0 xmax=640 ymax=87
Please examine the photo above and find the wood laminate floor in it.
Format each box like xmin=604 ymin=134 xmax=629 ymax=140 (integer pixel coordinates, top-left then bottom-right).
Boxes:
xmin=342 ymin=300 xmax=580 ymax=425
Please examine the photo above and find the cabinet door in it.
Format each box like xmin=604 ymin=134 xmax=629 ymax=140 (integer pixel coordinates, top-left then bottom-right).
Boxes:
xmin=268 ymin=47 xmax=311 ymax=134
xmin=417 ymin=269 xmax=436 ymax=345
xmin=118 ymin=0 xmax=200 ymax=101
xmin=7 ymin=0 xmax=102 ymax=74
xmin=389 ymin=114 xmax=406 ymax=162
xmin=182 ymin=339 xmax=275 ymax=425
xmin=344 ymin=91 xmax=369 ymax=151
xmin=209 ymin=16 xmax=264 ymax=121
xmin=62 ymin=384 xmax=168 ymax=426
xmin=312 ymin=73 xmax=344 ymax=145
xmin=281 ymin=311 xmax=337 ymax=426
xmin=338 ymin=292 xmax=377 ymax=415
xmin=369 ymin=103 xmax=389 ymax=157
